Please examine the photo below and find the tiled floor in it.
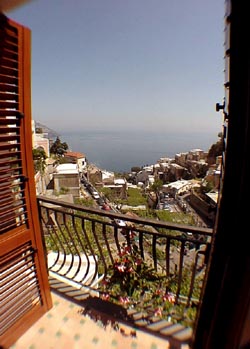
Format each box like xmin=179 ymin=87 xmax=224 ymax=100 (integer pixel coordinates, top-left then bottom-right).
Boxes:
xmin=11 ymin=292 xmax=179 ymax=349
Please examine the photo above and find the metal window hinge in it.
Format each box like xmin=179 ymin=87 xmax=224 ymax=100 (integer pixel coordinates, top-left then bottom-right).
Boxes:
xmin=216 ymin=101 xmax=225 ymax=112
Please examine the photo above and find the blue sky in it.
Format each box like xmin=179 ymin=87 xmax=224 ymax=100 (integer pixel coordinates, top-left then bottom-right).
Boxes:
xmin=8 ymin=0 xmax=225 ymax=136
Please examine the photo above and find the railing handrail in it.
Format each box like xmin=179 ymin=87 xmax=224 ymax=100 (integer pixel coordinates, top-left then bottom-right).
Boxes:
xmin=37 ymin=195 xmax=213 ymax=236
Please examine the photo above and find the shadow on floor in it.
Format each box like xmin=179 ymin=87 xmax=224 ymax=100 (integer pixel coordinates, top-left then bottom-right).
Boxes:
xmin=49 ymin=275 xmax=193 ymax=348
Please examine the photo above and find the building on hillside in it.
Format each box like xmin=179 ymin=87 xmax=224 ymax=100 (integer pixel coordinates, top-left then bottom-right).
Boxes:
xmin=53 ymin=163 xmax=80 ymax=197
xmin=155 ymin=160 xmax=187 ymax=182
xmin=175 ymin=152 xmax=188 ymax=167
xmin=135 ymin=166 xmax=154 ymax=187
xmin=189 ymin=189 xmax=218 ymax=225
xmin=162 ymin=179 xmax=192 ymax=198
xmin=103 ymin=178 xmax=127 ymax=199
xmin=32 ymin=120 xmax=50 ymax=157
xmin=34 ymin=157 xmax=57 ymax=195
xmin=169 ymin=163 xmax=187 ymax=181
xmin=34 ymin=171 xmax=44 ymax=195
xmin=203 ymin=155 xmax=222 ymax=190
xmin=148 ymin=175 xmax=155 ymax=186
xmin=174 ymin=149 xmax=207 ymax=164
xmin=205 ymin=191 xmax=219 ymax=206
xmin=87 ymin=165 xmax=103 ymax=187
xmin=64 ymin=151 xmax=87 ymax=174
xmin=187 ymin=149 xmax=207 ymax=161
xmin=185 ymin=159 xmax=209 ymax=178
xmin=101 ymin=170 xmax=115 ymax=184
xmin=45 ymin=158 xmax=56 ymax=179
xmin=157 ymin=157 xmax=174 ymax=164
xmin=153 ymin=162 xmax=169 ymax=183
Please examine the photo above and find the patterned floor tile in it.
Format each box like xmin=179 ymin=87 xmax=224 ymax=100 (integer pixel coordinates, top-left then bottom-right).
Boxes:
xmin=12 ymin=292 xmax=173 ymax=349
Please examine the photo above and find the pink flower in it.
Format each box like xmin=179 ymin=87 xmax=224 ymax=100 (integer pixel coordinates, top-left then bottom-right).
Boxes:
xmin=154 ymin=307 xmax=162 ymax=317
xmin=135 ymin=259 xmax=142 ymax=266
xmin=164 ymin=292 xmax=176 ymax=303
xmin=123 ymin=258 xmax=129 ymax=264
xmin=101 ymin=279 xmax=110 ymax=286
xmin=102 ymin=293 xmax=110 ymax=300
xmin=117 ymin=264 xmax=126 ymax=272
xmin=119 ymin=296 xmax=130 ymax=304
xmin=124 ymin=246 xmax=131 ymax=254
xmin=155 ymin=289 xmax=163 ymax=296
xmin=129 ymin=231 xmax=136 ymax=238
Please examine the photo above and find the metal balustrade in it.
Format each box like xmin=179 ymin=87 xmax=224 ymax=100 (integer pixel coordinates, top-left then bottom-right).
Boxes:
xmin=37 ymin=196 xmax=213 ymax=329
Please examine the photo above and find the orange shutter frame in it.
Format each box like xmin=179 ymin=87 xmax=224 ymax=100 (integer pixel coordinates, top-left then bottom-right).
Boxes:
xmin=0 ymin=14 xmax=52 ymax=349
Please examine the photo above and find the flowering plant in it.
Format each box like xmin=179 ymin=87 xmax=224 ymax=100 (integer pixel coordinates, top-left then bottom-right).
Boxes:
xmin=100 ymin=238 xmax=177 ymax=319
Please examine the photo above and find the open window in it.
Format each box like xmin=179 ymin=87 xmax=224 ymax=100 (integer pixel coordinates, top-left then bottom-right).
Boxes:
xmin=1 ymin=2 xmax=250 ymax=349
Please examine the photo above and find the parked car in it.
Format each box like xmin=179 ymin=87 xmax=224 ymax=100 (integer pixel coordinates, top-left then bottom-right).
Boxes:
xmin=102 ymin=204 xmax=111 ymax=211
xmin=97 ymin=197 xmax=105 ymax=206
xmin=163 ymin=204 xmax=170 ymax=210
xmin=113 ymin=219 xmax=126 ymax=227
xmin=92 ymin=191 xmax=100 ymax=199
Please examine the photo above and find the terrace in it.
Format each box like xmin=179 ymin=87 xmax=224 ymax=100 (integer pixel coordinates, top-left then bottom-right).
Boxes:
xmin=12 ymin=195 xmax=212 ymax=349
xmin=2 ymin=1 xmax=250 ymax=348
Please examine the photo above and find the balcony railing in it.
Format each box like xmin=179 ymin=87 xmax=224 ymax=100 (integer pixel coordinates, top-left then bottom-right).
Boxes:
xmin=37 ymin=195 xmax=213 ymax=342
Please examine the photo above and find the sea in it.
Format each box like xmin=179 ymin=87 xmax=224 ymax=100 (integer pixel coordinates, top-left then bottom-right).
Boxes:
xmin=60 ymin=130 xmax=219 ymax=173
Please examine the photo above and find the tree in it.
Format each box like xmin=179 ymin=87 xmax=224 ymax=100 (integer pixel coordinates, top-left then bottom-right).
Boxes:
xmin=131 ymin=166 xmax=141 ymax=173
xmin=50 ymin=136 xmax=68 ymax=159
xmin=207 ymin=137 xmax=223 ymax=165
xmin=32 ymin=148 xmax=47 ymax=174
xmin=35 ymin=127 xmax=43 ymax=134
xmin=150 ymin=179 xmax=163 ymax=193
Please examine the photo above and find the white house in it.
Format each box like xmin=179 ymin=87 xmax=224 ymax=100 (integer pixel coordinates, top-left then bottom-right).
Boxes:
xmin=53 ymin=163 xmax=80 ymax=197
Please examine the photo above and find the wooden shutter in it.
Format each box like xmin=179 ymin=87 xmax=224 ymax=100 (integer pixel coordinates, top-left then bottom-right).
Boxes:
xmin=0 ymin=13 xmax=52 ymax=349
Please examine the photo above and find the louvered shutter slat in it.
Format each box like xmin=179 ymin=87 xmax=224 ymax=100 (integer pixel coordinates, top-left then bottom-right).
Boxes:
xmin=0 ymin=21 xmax=25 ymax=234
xmin=0 ymin=243 xmax=41 ymax=336
xmin=0 ymin=13 xmax=52 ymax=348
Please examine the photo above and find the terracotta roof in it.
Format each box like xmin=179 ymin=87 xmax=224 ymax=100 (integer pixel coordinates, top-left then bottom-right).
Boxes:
xmin=65 ymin=151 xmax=85 ymax=159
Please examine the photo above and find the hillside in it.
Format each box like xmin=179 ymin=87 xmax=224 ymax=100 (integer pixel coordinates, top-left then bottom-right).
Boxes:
xmin=35 ymin=121 xmax=60 ymax=140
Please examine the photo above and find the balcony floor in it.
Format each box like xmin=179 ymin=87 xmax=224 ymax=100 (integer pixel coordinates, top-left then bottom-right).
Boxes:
xmin=10 ymin=291 xmax=191 ymax=349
